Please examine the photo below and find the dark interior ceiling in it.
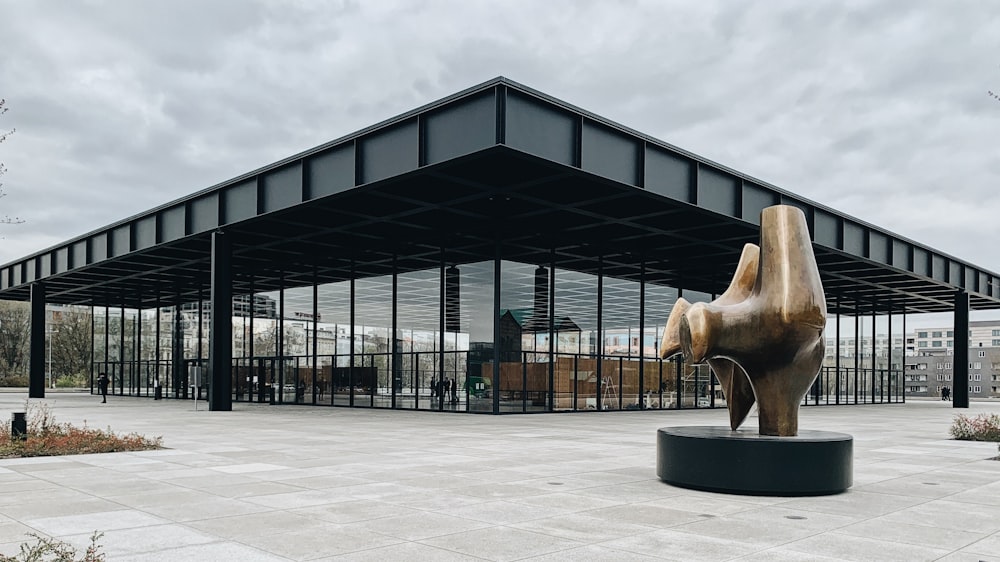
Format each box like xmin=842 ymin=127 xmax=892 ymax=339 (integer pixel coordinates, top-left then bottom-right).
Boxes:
xmin=13 ymin=146 xmax=987 ymax=316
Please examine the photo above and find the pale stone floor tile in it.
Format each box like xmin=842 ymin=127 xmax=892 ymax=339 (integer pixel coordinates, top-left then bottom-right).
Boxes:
xmin=185 ymin=510 xmax=327 ymax=540
xmin=935 ymin=552 xmax=1000 ymax=562
xmin=964 ymin=531 xmax=1000 ymax=557
xmin=208 ymin=462 xmax=291 ymax=474
xmin=351 ymin=511 xmax=492 ymax=541
xmin=196 ymin=481 xmax=308 ymax=499
xmin=640 ymin=493 xmax=763 ymax=516
xmin=878 ymin=499 xmax=1000 ymax=534
xmin=322 ymin=540 xmax=488 ymax=561
xmin=509 ymin=512 xmax=656 ymax=543
xmin=834 ymin=517 xmax=988 ymax=551
xmin=139 ymin=497 xmax=273 ymax=522
xmin=732 ymin=548 xmax=846 ymax=561
xmin=520 ymin=543 xmax=665 ymax=561
xmin=61 ymin=524 xmax=217 ymax=558
xmin=123 ymin=541 xmax=288 ymax=562
xmin=670 ymin=508 xmax=854 ymax=549
xmin=24 ymin=509 xmax=169 ymax=536
xmin=510 ymin=491 xmax=629 ymax=512
xmin=290 ymin=500 xmax=423 ymax=524
xmin=600 ymin=528 xmax=758 ymax=561
xmin=776 ymin=490 xmax=927 ymax=518
xmin=435 ymin=499 xmax=572 ymax=525
xmin=419 ymin=525 xmax=585 ymax=562
xmin=0 ymin=519 xmax=39 ymax=544
xmin=584 ymin=503 xmax=707 ymax=529
xmin=240 ymin=488 xmax=354 ymax=509
xmin=384 ymin=490 xmax=490 ymax=511
xmin=0 ymin=498 xmax=125 ymax=521
xmin=236 ymin=524 xmax=404 ymax=560
xmin=778 ymin=533 xmax=950 ymax=561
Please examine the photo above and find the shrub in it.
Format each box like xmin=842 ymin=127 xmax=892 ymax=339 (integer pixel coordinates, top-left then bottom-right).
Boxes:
xmin=0 ymin=374 xmax=28 ymax=387
xmin=0 ymin=531 xmax=104 ymax=561
xmin=55 ymin=375 xmax=88 ymax=389
xmin=0 ymin=401 xmax=162 ymax=459
xmin=950 ymin=413 xmax=1000 ymax=442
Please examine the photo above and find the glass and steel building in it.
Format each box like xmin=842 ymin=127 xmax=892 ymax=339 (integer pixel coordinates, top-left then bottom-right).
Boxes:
xmin=3 ymin=78 xmax=998 ymax=413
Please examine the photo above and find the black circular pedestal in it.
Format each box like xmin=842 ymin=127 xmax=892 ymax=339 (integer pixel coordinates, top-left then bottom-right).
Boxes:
xmin=657 ymin=426 xmax=853 ymax=496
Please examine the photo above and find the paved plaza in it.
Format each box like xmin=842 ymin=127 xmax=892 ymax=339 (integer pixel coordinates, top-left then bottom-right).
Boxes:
xmin=0 ymin=392 xmax=998 ymax=561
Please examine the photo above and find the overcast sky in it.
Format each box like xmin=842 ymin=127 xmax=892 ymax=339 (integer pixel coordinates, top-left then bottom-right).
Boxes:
xmin=1 ymin=1 xmax=997 ymax=327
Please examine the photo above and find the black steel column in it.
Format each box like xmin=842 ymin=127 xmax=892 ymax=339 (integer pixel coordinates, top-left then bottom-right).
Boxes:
xmin=953 ymin=291 xmax=970 ymax=408
xmin=492 ymin=245 xmax=501 ymax=415
xmin=639 ymin=261 xmax=645 ymax=408
xmin=835 ymin=302 xmax=841 ymax=405
xmin=28 ymin=283 xmax=45 ymax=398
xmin=172 ymin=300 xmax=185 ymax=399
xmin=312 ymin=269 xmax=318 ymax=405
xmin=596 ymin=259 xmax=603 ymax=411
xmin=901 ymin=311 xmax=906 ymax=403
xmin=209 ymin=231 xmax=233 ymax=411
xmin=548 ymin=254 xmax=555 ymax=411
xmin=438 ymin=257 xmax=445 ymax=411
xmin=391 ymin=258 xmax=398 ymax=408
xmin=89 ymin=302 xmax=95 ymax=392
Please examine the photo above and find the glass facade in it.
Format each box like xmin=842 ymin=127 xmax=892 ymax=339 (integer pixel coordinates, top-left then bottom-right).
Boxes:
xmin=89 ymin=254 xmax=906 ymax=412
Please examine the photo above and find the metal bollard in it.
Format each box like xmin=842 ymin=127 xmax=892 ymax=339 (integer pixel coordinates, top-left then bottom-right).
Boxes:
xmin=11 ymin=412 xmax=27 ymax=441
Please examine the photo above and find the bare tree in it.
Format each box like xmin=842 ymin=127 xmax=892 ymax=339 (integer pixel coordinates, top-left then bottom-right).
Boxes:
xmin=0 ymin=98 xmax=23 ymax=224
xmin=50 ymin=307 xmax=94 ymax=382
xmin=0 ymin=300 xmax=30 ymax=380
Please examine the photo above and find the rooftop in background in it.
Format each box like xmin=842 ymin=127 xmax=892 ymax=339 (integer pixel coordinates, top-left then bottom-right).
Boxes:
xmin=1 ymin=77 xmax=997 ymax=315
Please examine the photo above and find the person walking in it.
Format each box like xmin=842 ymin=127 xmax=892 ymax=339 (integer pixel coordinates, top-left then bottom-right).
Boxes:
xmin=97 ymin=372 xmax=109 ymax=404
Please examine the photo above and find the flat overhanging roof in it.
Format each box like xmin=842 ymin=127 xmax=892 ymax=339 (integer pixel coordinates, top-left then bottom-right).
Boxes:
xmin=2 ymin=77 xmax=997 ymax=315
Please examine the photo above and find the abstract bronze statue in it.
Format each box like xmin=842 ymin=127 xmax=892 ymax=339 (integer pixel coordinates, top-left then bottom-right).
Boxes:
xmin=659 ymin=205 xmax=826 ymax=436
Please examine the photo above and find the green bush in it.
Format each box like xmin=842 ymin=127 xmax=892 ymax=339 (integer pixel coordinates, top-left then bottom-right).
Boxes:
xmin=55 ymin=375 xmax=88 ymax=389
xmin=950 ymin=413 xmax=1000 ymax=442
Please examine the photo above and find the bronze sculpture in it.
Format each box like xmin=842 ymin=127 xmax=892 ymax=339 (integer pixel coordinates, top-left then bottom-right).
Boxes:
xmin=659 ymin=205 xmax=826 ymax=436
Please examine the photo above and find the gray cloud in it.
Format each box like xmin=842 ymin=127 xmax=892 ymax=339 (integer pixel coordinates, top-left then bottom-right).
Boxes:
xmin=0 ymin=0 xmax=998 ymax=297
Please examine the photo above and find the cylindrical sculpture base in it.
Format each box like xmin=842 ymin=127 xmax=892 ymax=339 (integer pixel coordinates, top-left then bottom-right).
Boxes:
xmin=657 ymin=426 xmax=852 ymax=496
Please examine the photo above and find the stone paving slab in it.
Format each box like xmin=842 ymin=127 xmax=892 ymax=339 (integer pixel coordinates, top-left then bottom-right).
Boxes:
xmin=1 ymin=392 xmax=999 ymax=561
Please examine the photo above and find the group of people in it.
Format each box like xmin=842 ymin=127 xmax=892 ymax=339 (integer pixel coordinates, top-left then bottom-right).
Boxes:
xmin=430 ymin=377 xmax=460 ymax=403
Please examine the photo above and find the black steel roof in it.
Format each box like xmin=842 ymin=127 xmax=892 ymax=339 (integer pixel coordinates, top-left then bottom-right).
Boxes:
xmin=1 ymin=77 xmax=996 ymax=315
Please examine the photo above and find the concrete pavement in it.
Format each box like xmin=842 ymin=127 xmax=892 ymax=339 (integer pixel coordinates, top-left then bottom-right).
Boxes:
xmin=1 ymin=392 xmax=998 ymax=561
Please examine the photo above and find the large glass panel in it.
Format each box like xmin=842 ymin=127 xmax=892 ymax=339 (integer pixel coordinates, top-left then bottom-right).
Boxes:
xmin=451 ymin=261 xmax=493 ymax=413
xmin=602 ymin=276 xmax=640 ymax=410
xmin=355 ymin=274 xmax=392 ymax=408
xmin=890 ymin=310 xmax=905 ymax=403
xmin=283 ymin=285 xmax=315 ymax=404
xmin=252 ymin=289 xmax=280 ymax=402
xmin=644 ymin=283 xmax=678 ymax=409
xmin=858 ymin=310 xmax=873 ymax=404
xmin=498 ymin=261 xmax=542 ymax=413
xmin=316 ymin=279 xmax=350 ymax=406
xmin=553 ymin=267 xmax=598 ymax=411
xmin=91 ymin=306 xmax=106 ymax=393
xmin=49 ymin=305 xmax=93 ymax=391
xmin=395 ymin=267 xmax=440 ymax=410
